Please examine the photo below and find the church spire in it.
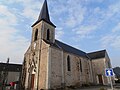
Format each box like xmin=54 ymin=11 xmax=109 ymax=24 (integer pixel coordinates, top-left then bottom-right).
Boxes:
xmin=32 ymin=0 xmax=56 ymax=27
xmin=38 ymin=0 xmax=50 ymax=22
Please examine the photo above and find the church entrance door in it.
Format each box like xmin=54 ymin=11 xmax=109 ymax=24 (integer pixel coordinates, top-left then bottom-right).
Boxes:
xmin=30 ymin=74 xmax=35 ymax=90
xmin=98 ymin=75 xmax=103 ymax=85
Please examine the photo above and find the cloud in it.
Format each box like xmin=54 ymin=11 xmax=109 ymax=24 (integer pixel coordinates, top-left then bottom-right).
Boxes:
xmin=101 ymin=35 xmax=120 ymax=49
xmin=70 ymin=0 xmax=120 ymax=41
xmin=73 ymin=25 xmax=97 ymax=39
xmin=101 ymin=22 xmax=120 ymax=49
xmin=0 ymin=4 xmax=29 ymax=63
xmin=0 ymin=29 xmax=29 ymax=63
xmin=49 ymin=0 xmax=87 ymax=28
xmin=64 ymin=0 xmax=86 ymax=28
xmin=55 ymin=28 xmax=64 ymax=40
xmin=0 ymin=25 xmax=29 ymax=63
xmin=0 ymin=5 xmax=18 ymax=25
xmin=112 ymin=23 xmax=120 ymax=33
xmin=20 ymin=0 xmax=42 ymax=21
xmin=111 ymin=36 xmax=120 ymax=48
xmin=84 ymin=0 xmax=104 ymax=3
xmin=2 ymin=0 xmax=43 ymax=21
xmin=100 ymin=1 xmax=120 ymax=49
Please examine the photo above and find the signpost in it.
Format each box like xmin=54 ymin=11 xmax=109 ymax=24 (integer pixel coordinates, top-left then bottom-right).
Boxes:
xmin=105 ymin=68 xmax=114 ymax=90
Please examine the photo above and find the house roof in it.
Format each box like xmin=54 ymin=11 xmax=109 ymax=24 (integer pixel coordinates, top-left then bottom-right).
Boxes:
xmin=87 ymin=50 xmax=106 ymax=60
xmin=0 ymin=63 xmax=22 ymax=72
xmin=32 ymin=0 xmax=56 ymax=27
xmin=113 ymin=67 xmax=120 ymax=78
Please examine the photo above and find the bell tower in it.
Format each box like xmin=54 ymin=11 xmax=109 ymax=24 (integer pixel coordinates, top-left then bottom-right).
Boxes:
xmin=31 ymin=0 xmax=56 ymax=46
xmin=27 ymin=0 xmax=56 ymax=89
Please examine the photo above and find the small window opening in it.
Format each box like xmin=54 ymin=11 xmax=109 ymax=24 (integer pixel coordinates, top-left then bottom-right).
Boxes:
xmin=34 ymin=29 xmax=38 ymax=41
xmin=47 ymin=29 xmax=50 ymax=40
xmin=79 ymin=59 xmax=82 ymax=72
xmin=67 ymin=55 xmax=71 ymax=71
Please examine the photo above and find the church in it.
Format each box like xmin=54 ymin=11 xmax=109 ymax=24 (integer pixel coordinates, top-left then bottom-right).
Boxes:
xmin=21 ymin=0 xmax=113 ymax=90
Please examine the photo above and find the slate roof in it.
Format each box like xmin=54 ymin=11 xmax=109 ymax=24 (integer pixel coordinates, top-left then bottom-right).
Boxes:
xmin=32 ymin=0 xmax=56 ymax=27
xmin=87 ymin=50 xmax=106 ymax=60
xmin=0 ymin=63 xmax=22 ymax=72
xmin=55 ymin=40 xmax=88 ymax=58
xmin=43 ymin=39 xmax=89 ymax=58
xmin=113 ymin=67 xmax=120 ymax=78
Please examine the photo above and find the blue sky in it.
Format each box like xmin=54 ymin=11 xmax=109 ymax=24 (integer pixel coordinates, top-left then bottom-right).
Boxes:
xmin=0 ymin=0 xmax=120 ymax=67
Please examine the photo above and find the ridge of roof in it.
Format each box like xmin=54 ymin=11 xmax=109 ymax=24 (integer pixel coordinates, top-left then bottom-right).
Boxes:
xmin=55 ymin=40 xmax=88 ymax=58
xmin=87 ymin=49 xmax=106 ymax=54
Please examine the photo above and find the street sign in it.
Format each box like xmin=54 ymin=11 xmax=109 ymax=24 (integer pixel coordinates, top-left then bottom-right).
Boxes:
xmin=105 ymin=68 xmax=114 ymax=90
xmin=105 ymin=68 xmax=114 ymax=77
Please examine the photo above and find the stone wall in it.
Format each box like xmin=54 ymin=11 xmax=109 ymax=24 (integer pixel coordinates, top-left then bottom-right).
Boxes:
xmin=42 ymin=21 xmax=55 ymax=43
xmin=91 ymin=58 xmax=108 ymax=85
xmin=38 ymin=41 xmax=50 ymax=89
xmin=64 ymin=52 xmax=80 ymax=86
xmin=50 ymin=46 xmax=93 ymax=89
xmin=63 ymin=52 xmax=93 ymax=86
xmin=50 ymin=47 xmax=62 ymax=89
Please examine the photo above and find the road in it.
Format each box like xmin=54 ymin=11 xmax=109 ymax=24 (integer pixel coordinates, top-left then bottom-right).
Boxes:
xmin=66 ymin=85 xmax=120 ymax=90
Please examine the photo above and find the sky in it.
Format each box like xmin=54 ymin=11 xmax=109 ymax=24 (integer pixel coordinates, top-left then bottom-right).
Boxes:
xmin=0 ymin=0 xmax=120 ymax=67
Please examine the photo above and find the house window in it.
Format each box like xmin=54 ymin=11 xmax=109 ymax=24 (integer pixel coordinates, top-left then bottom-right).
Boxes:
xmin=34 ymin=29 xmax=38 ymax=41
xmin=67 ymin=55 xmax=71 ymax=71
xmin=47 ymin=29 xmax=50 ymax=40
xmin=79 ymin=59 xmax=82 ymax=72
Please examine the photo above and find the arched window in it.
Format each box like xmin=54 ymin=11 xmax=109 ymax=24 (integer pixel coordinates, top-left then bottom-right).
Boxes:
xmin=79 ymin=59 xmax=82 ymax=72
xmin=34 ymin=29 xmax=38 ymax=41
xmin=67 ymin=55 xmax=71 ymax=71
xmin=47 ymin=29 xmax=50 ymax=40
